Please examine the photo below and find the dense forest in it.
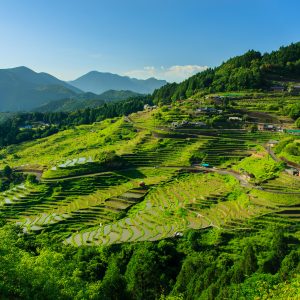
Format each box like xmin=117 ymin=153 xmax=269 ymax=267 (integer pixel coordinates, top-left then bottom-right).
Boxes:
xmin=153 ymin=42 xmax=300 ymax=104
xmin=34 ymin=90 xmax=142 ymax=113
xmin=0 ymin=95 xmax=152 ymax=147
xmin=0 ymin=219 xmax=298 ymax=299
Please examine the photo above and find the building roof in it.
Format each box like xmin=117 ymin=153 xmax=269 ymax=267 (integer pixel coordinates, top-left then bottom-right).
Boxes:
xmin=268 ymin=140 xmax=279 ymax=144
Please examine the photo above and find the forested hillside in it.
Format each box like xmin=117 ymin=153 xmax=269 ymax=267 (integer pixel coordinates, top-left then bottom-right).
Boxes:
xmin=153 ymin=42 xmax=300 ymax=104
xmin=34 ymin=90 xmax=142 ymax=112
xmin=0 ymin=42 xmax=299 ymax=300
xmin=0 ymin=95 xmax=151 ymax=147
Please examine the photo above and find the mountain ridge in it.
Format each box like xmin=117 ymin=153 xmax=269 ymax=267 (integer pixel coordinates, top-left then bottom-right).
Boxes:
xmin=34 ymin=90 xmax=143 ymax=112
xmin=0 ymin=66 xmax=82 ymax=111
xmin=69 ymin=70 xmax=167 ymax=94
xmin=153 ymin=42 xmax=300 ymax=104
xmin=0 ymin=67 xmax=166 ymax=112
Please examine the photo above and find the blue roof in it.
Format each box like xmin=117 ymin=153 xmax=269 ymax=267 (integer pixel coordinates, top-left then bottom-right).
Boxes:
xmin=201 ymin=163 xmax=210 ymax=167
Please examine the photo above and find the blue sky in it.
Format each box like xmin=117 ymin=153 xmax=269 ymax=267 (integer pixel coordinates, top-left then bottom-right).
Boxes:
xmin=0 ymin=0 xmax=299 ymax=82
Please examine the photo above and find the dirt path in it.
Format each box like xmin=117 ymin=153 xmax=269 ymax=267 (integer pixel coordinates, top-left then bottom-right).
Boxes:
xmin=41 ymin=165 xmax=300 ymax=195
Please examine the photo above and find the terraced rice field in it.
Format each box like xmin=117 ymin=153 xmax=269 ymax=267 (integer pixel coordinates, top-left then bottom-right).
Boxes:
xmin=1 ymin=105 xmax=299 ymax=248
xmin=64 ymin=171 xmax=300 ymax=247
xmin=261 ymin=173 xmax=300 ymax=193
xmin=233 ymin=96 xmax=300 ymax=113
xmin=0 ymin=173 xmax=132 ymax=234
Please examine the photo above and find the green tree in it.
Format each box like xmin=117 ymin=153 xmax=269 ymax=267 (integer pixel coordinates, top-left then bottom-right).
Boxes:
xmin=27 ymin=174 xmax=37 ymax=184
xmin=241 ymin=244 xmax=258 ymax=276
xmin=99 ymin=260 xmax=127 ymax=300
xmin=3 ymin=165 xmax=12 ymax=178
xmin=125 ymin=244 xmax=161 ymax=300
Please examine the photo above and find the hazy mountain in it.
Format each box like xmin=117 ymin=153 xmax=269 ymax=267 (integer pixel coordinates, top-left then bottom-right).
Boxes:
xmin=34 ymin=90 xmax=142 ymax=112
xmin=96 ymin=89 xmax=142 ymax=101
xmin=0 ymin=66 xmax=82 ymax=112
xmin=69 ymin=71 xmax=167 ymax=94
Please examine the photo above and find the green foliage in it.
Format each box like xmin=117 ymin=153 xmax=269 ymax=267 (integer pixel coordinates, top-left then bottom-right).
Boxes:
xmin=234 ymin=152 xmax=284 ymax=182
xmin=2 ymin=165 xmax=12 ymax=177
xmin=296 ymin=117 xmax=300 ymax=128
xmin=286 ymin=102 xmax=300 ymax=120
xmin=0 ymin=212 xmax=298 ymax=300
xmin=153 ymin=42 xmax=300 ymax=104
xmin=0 ymin=95 xmax=151 ymax=147
xmin=26 ymin=174 xmax=37 ymax=184
xmin=241 ymin=244 xmax=258 ymax=276
xmin=275 ymin=137 xmax=300 ymax=164
xmin=98 ymin=260 xmax=127 ymax=299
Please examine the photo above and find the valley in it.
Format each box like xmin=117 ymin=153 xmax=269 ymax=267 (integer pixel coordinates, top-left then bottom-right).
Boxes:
xmin=1 ymin=92 xmax=299 ymax=250
xmin=0 ymin=42 xmax=300 ymax=299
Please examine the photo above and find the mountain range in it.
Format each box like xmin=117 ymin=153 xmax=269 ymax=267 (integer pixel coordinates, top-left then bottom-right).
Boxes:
xmin=69 ymin=71 xmax=167 ymax=94
xmin=0 ymin=67 xmax=166 ymax=112
xmin=0 ymin=67 xmax=80 ymax=111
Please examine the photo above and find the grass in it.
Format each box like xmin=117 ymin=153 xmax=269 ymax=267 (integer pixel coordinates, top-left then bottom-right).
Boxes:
xmin=0 ymin=95 xmax=299 ymax=247
xmin=275 ymin=136 xmax=300 ymax=164
xmin=233 ymin=146 xmax=284 ymax=182
xmin=64 ymin=171 xmax=298 ymax=246
xmin=0 ymin=118 xmax=137 ymax=169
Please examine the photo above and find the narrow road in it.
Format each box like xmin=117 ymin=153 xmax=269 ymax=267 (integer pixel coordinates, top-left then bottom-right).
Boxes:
xmin=40 ymin=165 xmax=300 ymax=195
xmin=263 ymin=144 xmax=300 ymax=170
xmin=13 ymin=117 xmax=299 ymax=194
xmin=194 ymin=166 xmax=300 ymax=194
xmin=263 ymin=144 xmax=280 ymax=162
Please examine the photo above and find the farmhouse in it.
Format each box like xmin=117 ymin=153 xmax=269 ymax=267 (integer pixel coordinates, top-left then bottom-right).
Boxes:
xmin=257 ymin=123 xmax=282 ymax=132
xmin=191 ymin=121 xmax=206 ymax=127
xmin=228 ymin=116 xmax=242 ymax=121
xmin=19 ymin=125 xmax=33 ymax=130
xmin=205 ymin=95 xmax=226 ymax=105
xmin=196 ymin=107 xmax=217 ymax=114
xmin=270 ymin=86 xmax=285 ymax=92
xmin=171 ymin=120 xmax=206 ymax=129
xmin=19 ymin=121 xmax=50 ymax=130
xmin=288 ymin=85 xmax=300 ymax=94
xmin=143 ymin=104 xmax=158 ymax=110
xmin=286 ymin=168 xmax=300 ymax=176
xmin=267 ymin=140 xmax=279 ymax=147
xmin=266 ymin=124 xmax=275 ymax=130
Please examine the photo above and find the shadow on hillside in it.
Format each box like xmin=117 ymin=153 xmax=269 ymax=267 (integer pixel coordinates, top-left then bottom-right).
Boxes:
xmin=115 ymin=168 xmax=146 ymax=179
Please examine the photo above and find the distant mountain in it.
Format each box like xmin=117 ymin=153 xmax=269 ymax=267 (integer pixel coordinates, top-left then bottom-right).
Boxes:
xmin=0 ymin=66 xmax=82 ymax=112
xmin=69 ymin=71 xmax=167 ymax=94
xmin=98 ymin=89 xmax=142 ymax=101
xmin=34 ymin=90 xmax=142 ymax=112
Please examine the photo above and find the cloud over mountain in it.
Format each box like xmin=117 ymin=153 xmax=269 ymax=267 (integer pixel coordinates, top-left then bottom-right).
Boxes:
xmin=124 ymin=65 xmax=208 ymax=82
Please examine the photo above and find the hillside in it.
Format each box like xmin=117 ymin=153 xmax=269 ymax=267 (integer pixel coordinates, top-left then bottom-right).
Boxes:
xmin=0 ymin=92 xmax=299 ymax=298
xmin=0 ymin=43 xmax=299 ymax=299
xmin=0 ymin=66 xmax=82 ymax=111
xmin=153 ymin=42 xmax=300 ymax=104
xmin=69 ymin=71 xmax=167 ymax=94
xmin=34 ymin=90 xmax=142 ymax=112
xmin=0 ymin=112 xmax=15 ymax=124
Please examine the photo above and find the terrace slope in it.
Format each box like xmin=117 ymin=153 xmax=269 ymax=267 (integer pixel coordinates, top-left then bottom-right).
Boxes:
xmin=0 ymin=98 xmax=299 ymax=249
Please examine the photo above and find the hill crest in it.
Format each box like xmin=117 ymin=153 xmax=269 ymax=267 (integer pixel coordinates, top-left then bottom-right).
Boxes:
xmin=69 ymin=70 xmax=167 ymax=94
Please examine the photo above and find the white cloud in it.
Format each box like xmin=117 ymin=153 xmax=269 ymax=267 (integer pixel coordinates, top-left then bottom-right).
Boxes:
xmin=124 ymin=65 xmax=208 ymax=82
